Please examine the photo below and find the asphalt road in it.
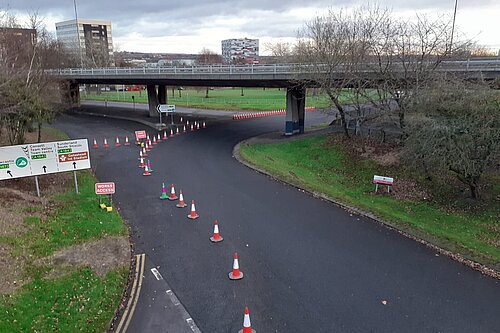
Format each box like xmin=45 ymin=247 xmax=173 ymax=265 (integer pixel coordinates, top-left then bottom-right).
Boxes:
xmin=54 ymin=106 xmax=500 ymax=333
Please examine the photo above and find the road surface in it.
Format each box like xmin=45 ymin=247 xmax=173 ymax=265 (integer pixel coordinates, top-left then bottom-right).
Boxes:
xmin=54 ymin=105 xmax=500 ymax=332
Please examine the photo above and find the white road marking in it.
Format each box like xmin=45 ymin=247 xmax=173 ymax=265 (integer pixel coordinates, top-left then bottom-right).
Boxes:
xmin=186 ymin=318 xmax=201 ymax=333
xmin=166 ymin=289 xmax=180 ymax=306
xmin=150 ymin=267 xmax=163 ymax=280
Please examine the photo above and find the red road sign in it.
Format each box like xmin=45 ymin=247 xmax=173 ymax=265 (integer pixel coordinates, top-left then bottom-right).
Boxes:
xmin=135 ymin=130 xmax=147 ymax=140
xmin=95 ymin=182 xmax=115 ymax=195
xmin=58 ymin=151 xmax=89 ymax=163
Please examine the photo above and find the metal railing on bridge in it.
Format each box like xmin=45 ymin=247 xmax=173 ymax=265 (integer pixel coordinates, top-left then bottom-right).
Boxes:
xmin=47 ymin=59 xmax=500 ymax=77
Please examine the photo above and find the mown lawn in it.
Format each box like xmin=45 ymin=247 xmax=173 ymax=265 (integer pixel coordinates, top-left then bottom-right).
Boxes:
xmin=0 ymin=163 xmax=128 ymax=332
xmin=239 ymin=135 xmax=500 ymax=264
xmin=81 ymin=87 xmax=334 ymax=110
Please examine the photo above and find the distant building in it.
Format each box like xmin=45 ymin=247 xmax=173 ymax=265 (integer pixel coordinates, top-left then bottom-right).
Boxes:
xmin=0 ymin=27 xmax=37 ymax=62
xmin=56 ymin=19 xmax=114 ymax=66
xmin=221 ymin=38 xmax=259 ymax=63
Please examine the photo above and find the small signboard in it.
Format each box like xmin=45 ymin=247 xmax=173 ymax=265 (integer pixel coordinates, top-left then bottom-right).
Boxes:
xmin=373 ymin=175 xmax=394 ymax=185
xmin=95 ymin=182 xmax=115 ymax=195
xmin=373 ymin=175 xmax=394 ymax=193
xmin=157 ymin=104 xmax=175 ymax=113
xmin=0 ymin=139 xmax=91 ymax=180
xmin=135 ymin=130 xmax=147 ymax=141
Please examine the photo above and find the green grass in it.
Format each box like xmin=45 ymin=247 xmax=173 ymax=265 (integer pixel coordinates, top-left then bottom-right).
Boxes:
xmin=0 ymin=268 xmax=127 ymax=333
xmin=239 ymin=135 xmax=500 ymax=264
xmin=2 ymin=171 xmax=127 ymax=258
xmin=81 ymin=87 xmax=335 ymax=110
xmin=0 ymin=160 xmax=128 ymax=332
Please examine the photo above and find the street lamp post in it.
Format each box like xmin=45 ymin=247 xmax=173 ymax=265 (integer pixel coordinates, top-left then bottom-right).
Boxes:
xmin=450 ymin=0 xmax=458 ymax=54
xmin=73 ymin=0 xmax=83 ymax=68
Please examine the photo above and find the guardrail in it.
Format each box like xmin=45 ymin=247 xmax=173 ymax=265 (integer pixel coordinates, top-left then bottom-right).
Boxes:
xmin=46 ymin=60 xmax=500 ymax=77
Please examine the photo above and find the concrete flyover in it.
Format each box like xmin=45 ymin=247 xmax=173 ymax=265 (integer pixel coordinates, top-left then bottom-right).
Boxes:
xmin=50 ymin=59 xmax=500 ymax=136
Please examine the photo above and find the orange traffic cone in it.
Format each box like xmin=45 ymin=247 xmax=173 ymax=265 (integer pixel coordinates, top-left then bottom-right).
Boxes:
xmin=210 ymin=220 xmax=223 ymax=243
xmin=142 ymin=164 xmax=151 ymax=176
xmin=170 ymin=129 xmax=174 ymax=137
xmin=93 ymin=138 xmax=98 ymax=148
xmin=125 ymin=136 xmax=130 ymax=146
xmin=138 ymin=150 xmax=143 ymax=160
xmin=176 ymin=190 xmax=187 ymax=208
xmin=145 ymin=142 xmax=151 ymax=152
xmin=183 ymin=125 xmax=186 ymax=133
xmin=228 ymin=252 xmax=243 ymax=280
xmin=180 ymin=116 xmax=183 ymax=123
xmin=142 ymin=147 xmax=148 ymax=157
xmin=187 ymin=200 xmax=199 ymax=219
xmin=115 ymin=136 xmax=121 ymax=147
xmin=153 ymin=136 xmax=157 ymax=145
xmin=163 ymin=130 xmax=168 ymax=140
xmin=197 ymin=123 xmax=200 ymax=130
xmin=176 ymin=127 xmax=180 ymax=135
xmin=168 ymin=184 xmax=178 ymax=201
xmin=157 ymin=133 xmax=161 ymax=143
xmin=187 ymin=120 xmax=190 ymax=126
xmin=139 ymin=157 xmax=145 ymax=168
xmin=202 ymin=121 xmax=206 ymax=128
xmin=103 ymin=138 xmax=109 ymax=148
xmin=238 ymin=307 xmax=256 ymax=333
xmin=190 ymin=124 xmax=194 ymax=131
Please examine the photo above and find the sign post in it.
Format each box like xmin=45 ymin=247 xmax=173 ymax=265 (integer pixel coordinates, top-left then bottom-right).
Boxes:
xmin=373 ymin=175 xmax=394 ymax=193
xmin=157 ymin=104 xmax=176 ymax=125
xmin=0 ymin=139 xmax=91 ymax=195
xmin=135 ymin=130 xmax=147 ymax=145
xmin=95 ymin=182 xmax=115 ymax=212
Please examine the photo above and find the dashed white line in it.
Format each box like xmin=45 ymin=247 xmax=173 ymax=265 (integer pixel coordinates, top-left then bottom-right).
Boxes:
xmin=186 ymin=318 xmax=201 ymax=333
xmin=150 ymin=267 xmax=163 ymax=280
xmin=166 ymin=289 xmax=181 ymax=306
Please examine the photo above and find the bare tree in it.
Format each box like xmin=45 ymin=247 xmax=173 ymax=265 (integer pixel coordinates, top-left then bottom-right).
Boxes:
xmin=0 ymin=11 xmax=65 ymax=144
xmin=368 ymin=14 xmax=473 ymax=131
xmin=264 ymin=41 xmax=296 ymax=63
xmin=297 ymin=6 xmax=392 ymax=137
xmin=403 ymin=79 xmax=499 ymax=199
xmin=197 ymin=48 xmax=223 ymax=98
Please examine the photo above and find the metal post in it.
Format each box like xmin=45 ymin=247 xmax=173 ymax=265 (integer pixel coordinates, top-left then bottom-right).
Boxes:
xmin=170 ymin=112 xmax=174 ymax=125
xmin=34 ymin=176 xmax=41 ymax=197
xmin=73 ymin=171 xmax=79 ymax=194
xmin=159 ymin=111 xmax=162 ymax=125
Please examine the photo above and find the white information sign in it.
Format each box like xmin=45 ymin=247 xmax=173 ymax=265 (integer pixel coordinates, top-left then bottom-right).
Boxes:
xmin=157 ymin=104 xmax=175 ymax=113
xmin=0 ymin=139 xmax=91 ymax=180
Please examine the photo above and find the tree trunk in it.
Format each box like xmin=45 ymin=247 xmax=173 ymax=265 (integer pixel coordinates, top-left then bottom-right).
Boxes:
xmin=469 ymin=183 xmax=478 ymax=199
xmin=398 ymin=109 xmax=405 ymax=130
xmin=205 ymin=87 xmax=209 ymax=98
xmin=328 ymin=94 xmax=350 ymax=138
xmin=37 ymin=121 xmax=42 ymax=143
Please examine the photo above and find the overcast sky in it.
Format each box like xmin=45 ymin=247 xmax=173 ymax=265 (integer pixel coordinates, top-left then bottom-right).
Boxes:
xmin=2 ymin=0 xmax=499 ymax=54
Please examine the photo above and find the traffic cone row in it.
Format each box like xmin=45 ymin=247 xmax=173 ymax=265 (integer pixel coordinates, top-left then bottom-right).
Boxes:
xmin=93 ymin=137 xmax=134 ymax=148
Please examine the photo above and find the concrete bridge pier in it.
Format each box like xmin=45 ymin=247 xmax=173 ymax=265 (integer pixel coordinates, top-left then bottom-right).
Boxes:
xmin=158 ymin=85 xmax=167 ymax=105
xmin=285 ymin=86 xmax=305 ymax=135
xmin=60 ymin=81 xmax=80 ymax=107
xmin=146 ymin=85 xmax=159 ymax=117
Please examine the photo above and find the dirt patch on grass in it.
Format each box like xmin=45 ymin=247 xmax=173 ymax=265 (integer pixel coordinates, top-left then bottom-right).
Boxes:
xmin=0 ymin=244 xmax=28 ymax=294
xmin=37 ymin=236 xmax=130 ymax=279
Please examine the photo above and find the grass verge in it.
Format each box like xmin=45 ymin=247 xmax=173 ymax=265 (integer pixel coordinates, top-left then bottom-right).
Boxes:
xmin=0 ymin=128 xmax=129 ymax=332
xmin=239 ymin=134 xmax=500 ymax=266
xmin=81 ymin=87 xmax=335 ymax=110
